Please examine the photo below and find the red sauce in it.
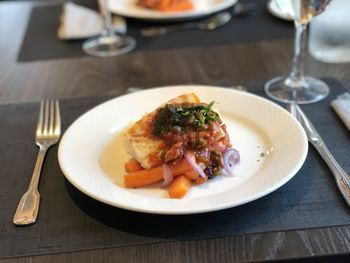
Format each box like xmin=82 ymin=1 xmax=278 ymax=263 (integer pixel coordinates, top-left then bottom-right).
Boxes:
xmin=148 ymin=102 xmax=232 ymax=178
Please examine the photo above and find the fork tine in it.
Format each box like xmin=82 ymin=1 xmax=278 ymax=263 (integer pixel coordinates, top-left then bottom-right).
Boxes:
xmin=36 ymin=101 xmax=44 ymax=136
xmin=54 ymin=100 xmax=61 ymax=136
xmin=43 ymin=101 xmax=49 ymax=136
xmin=49 ymin=100 xmax=54 ymax=135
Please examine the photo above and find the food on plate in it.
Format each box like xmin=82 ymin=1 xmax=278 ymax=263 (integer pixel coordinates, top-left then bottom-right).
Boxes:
xmin=168 ymin=175 xmax=191 ymax=198
xmin=123 ymin=93 xmax=240 ymax=198
xmin=124 ymin=158 xmax=144 ymax=173
xmin=124 ymin=158 xmax=192 ymax=188
xmin=137 ymin=0 xmax=194 ymax=12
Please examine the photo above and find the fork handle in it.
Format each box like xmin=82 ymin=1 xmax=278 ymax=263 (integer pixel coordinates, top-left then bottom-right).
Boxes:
xmin=13 ymin=147 xmax=47 ymax=225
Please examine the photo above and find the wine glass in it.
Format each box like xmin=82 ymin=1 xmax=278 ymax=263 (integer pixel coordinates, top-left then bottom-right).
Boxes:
xmin=83 ymin=0 xmax=136 ymax=57
xmin=265 ymin=0 xmax=331 ymax=104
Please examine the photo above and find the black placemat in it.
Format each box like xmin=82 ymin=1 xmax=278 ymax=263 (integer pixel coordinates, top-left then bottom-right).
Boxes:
xmin=17 ymin=0 xmax=293 ymax=62
xmin=1 ymin=78 xmax=350 ymax=259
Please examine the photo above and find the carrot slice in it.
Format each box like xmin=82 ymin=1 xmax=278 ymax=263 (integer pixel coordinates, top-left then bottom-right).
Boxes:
xmin=184 ymin=170 xmax=199 ymax=180
xmin=124 ymin=158 xmax=192 ymax=188
xmin=124 ymin=158 xmax=144 ymax=173
xmin=160 ymin=1 xmax=193 ymax=11
xmin=168 ymin=175 xmax=191 ymax=199
xmin=138 ymin=0 xmax=194 ymax=12
xmin=158 ymin=0 xmax=171 ymax=10
xmin=195 ymin=175 xmax=208 ymax=185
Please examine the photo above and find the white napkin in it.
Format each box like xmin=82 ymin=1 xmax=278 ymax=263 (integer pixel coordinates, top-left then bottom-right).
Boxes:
xmin=58 ymin=2 xmax=127 ymax=40
xmin=331 ymin=92 xmax=350 ymax=131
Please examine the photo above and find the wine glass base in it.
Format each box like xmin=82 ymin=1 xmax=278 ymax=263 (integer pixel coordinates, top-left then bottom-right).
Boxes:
xmin=264 ymin=76 xmax=329 ymax=104
xmin=82 ymin=34 xmax=136 ymax=57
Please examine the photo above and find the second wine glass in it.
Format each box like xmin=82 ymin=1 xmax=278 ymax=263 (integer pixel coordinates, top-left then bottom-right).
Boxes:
xmin=265 ymin=0 xmax=331 ymax=104
xmin=83 ymin=0 xmax=136 ymax=57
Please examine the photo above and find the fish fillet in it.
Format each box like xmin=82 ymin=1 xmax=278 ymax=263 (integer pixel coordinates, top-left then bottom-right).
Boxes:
xmin=124 ymin=93 xmax=201 ymax=169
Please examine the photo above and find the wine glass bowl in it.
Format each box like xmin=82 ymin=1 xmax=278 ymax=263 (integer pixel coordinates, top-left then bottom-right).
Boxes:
xmin=265 ymin=0 xmax=332 ymax=104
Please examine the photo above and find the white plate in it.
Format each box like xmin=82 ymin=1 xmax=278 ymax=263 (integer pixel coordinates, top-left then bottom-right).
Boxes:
xmin=108 ymin=0 xmax=237 ymax=21
xmin=267 ymin=0 xmax=293 ymax=21
xmin=58 ymin=86 xmax=308 ymax=215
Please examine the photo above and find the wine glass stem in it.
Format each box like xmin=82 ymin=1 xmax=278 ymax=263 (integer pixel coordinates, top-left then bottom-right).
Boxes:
xmin=98 ymin=0 xmax=114 ymax=36
xmin=288 ymin=21 xmax=307 ymax=86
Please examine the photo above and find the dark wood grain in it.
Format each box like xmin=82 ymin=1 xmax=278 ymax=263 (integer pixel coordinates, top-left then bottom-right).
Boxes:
xmin=1 ymin=1 xmax=350 ymax=105
xmin=1 ymin=1 xmax=350 ymax=262
xmin=1 ymin=226 xmax=350 ymax=263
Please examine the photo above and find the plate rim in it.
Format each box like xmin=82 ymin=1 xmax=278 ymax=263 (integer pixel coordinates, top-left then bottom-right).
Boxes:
xmin=108 ymin=0 xmax=237 ymax=21
xmin=58 ymin=85 xmax=308 ymax=215
xmin=267 ymin=0 xmax=293 ymax=21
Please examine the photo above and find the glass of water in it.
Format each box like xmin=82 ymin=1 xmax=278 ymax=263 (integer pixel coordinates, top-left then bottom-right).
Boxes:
xmin=309 ymin=0 xmax=350 ymax=63
xmin=83 ymin=0 xmax=136 ymax=57
xmin=265 ymin=0 xmax=331 ymax=104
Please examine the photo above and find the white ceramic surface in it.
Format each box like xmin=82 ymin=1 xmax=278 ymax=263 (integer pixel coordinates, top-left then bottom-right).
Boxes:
xmin=108 ymin=0 xmax=237 ymax=21
xmin=267 ymin=0 xmax=293 ymax=21
xmin=58 ymin=86 xmax=308 ymax=214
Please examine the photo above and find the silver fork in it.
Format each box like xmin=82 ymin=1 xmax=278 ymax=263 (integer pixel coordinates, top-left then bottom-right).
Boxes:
xmin=13 ymin=100 xmax=61 ymax=225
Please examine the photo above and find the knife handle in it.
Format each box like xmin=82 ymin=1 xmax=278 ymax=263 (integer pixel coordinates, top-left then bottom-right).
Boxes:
xmin=312 ymin=141 xmax=350 ymax=206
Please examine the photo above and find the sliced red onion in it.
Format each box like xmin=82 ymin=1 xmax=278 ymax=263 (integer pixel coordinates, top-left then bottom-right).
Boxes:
xmin=223 ymin=148 xmax=240 ymax=175
xmin=213 ymin=142 xmax=227 ymax=153
xmin=221 ymin=168 xmax=229 ymax=177
xmin=184 ymin=152 xmax=206 ymax=178
xmin=162 ymin=164 xmax=173 ymax=187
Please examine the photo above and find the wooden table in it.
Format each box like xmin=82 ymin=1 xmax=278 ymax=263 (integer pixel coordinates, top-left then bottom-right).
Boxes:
xmin=1 ymin=1 xmax=350 ymax=262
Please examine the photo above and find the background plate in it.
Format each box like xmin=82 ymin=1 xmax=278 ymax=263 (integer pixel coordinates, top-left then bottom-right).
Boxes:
xmin=108 ymin=0 xmax=237 ymax=21
xmin=267 ymin=0 xmax=293 ymax=21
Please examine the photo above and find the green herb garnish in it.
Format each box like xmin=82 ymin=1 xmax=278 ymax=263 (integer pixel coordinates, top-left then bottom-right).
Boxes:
xmin=153 ymin=101 xmax=219 ymax=137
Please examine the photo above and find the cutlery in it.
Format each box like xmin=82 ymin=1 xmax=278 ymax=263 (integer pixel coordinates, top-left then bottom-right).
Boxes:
xmin=288 ymin=103 xmax=350 ymax=207
xmin=141 ymin=11 xmax=231 ymax=37
xmin=13 ymin=100 xmax=61 ymax=225
xmin=232 ymin=0 xmax=255 ymax=16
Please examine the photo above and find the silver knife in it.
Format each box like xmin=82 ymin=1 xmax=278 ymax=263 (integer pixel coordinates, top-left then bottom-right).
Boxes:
xmin=288 ymin=103 xmax=350 ymax=207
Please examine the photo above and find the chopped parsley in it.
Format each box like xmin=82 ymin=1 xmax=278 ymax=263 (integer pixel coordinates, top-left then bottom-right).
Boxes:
xmin=153 ymin=102 xmax=219 ymax=137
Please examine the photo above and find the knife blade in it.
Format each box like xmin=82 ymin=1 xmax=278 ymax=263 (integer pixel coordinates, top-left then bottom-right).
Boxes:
xmin=289 ymin=103 xmax=350 ymax=207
